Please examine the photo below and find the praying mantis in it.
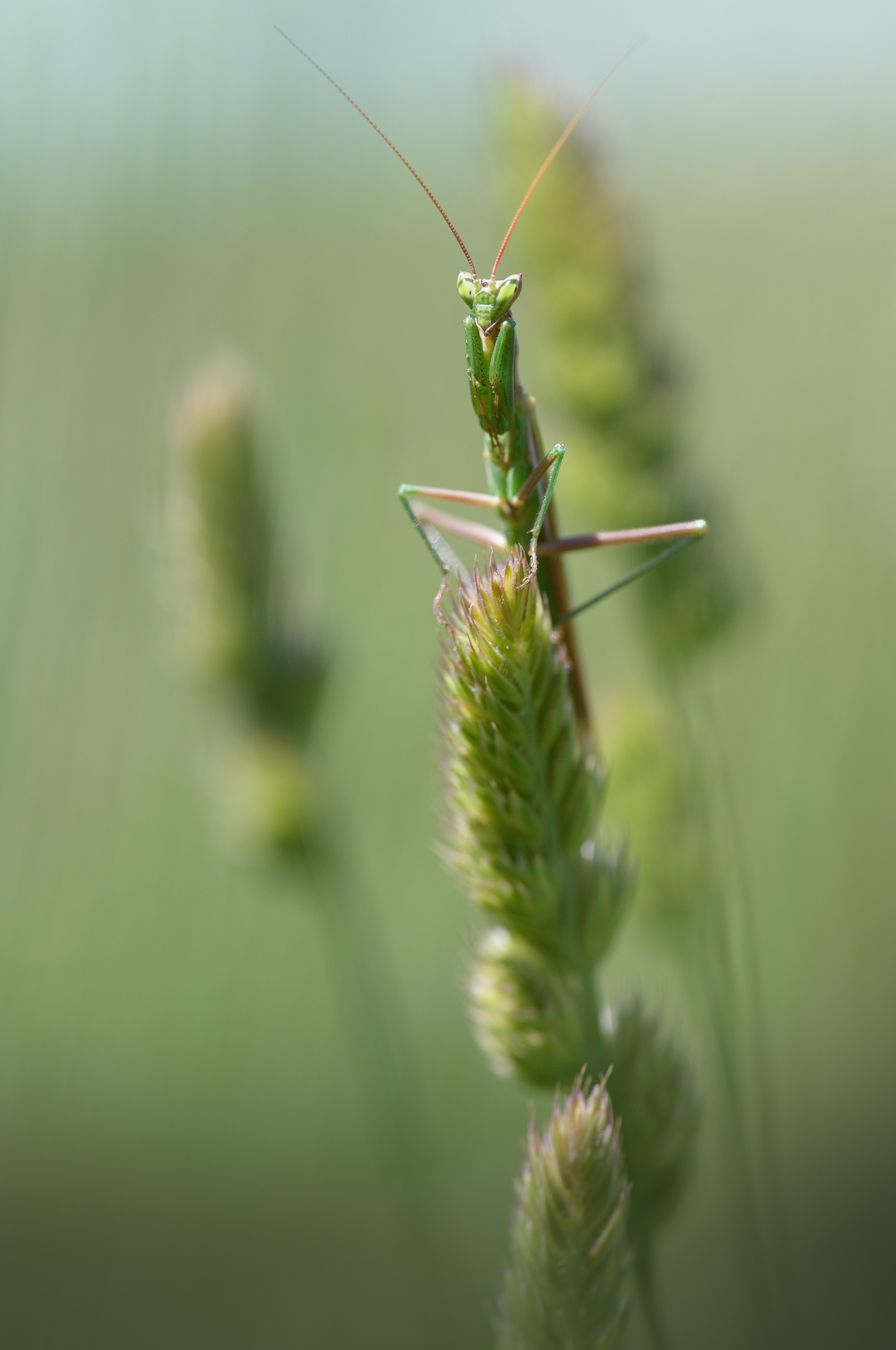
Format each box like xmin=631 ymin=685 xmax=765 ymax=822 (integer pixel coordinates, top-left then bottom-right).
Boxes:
xmin=276 ymin=29 xmax=708 ymax=732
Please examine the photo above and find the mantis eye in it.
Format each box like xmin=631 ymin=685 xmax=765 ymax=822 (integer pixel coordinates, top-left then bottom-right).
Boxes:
xmin=457 ymin=273 xmax=477 ymax=308
xmin=494 ymin=274 xmax=523 ymax=312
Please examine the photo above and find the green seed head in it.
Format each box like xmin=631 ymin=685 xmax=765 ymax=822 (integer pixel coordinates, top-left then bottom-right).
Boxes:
xmin=168 ymin=355 xmax=271 ymax=686
xmin=168 ymin=355 xmax=327 ymax=858
xmin=168 ymin=355 xmax=326 ymax=724
xmin=498 ymin=1076 xmax=633 ymax=1350
xmin=603 ymin=999 xmax=701 ymax=1228
xmin=577 ymin=838 xmax=633 ymax=963
xmin=441 ymin=553 xmax=637 ymax=1086
xmin=441 ymin=552 xmax=607 ymax=954
xmin=219 ymin=730 xmax=319 ymax=858
xmin=603 ymin=689 xmax=709 ymax=932
xmin=470 ymin=927 xmax=587 ymax=1087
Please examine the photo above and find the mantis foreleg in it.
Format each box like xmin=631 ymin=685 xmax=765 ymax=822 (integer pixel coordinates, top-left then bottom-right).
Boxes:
xmin=398 ymin=486 xmax=508 ymax=585
xmin=518 ymin=444 xmax=565 ymax=576
xmin=398 ymin=458 xmax=565 ymax=584
xmin=399 ymin=479 xmax=708 ymax=617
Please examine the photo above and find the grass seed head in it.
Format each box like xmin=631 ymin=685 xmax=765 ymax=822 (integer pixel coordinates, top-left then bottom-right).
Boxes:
xmin=498 ymin=1075 xmax=633 ymax=1350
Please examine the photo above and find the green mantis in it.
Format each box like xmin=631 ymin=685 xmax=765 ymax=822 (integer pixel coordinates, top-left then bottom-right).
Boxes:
xmin=276 ymin=29 xmax=708 ymax=732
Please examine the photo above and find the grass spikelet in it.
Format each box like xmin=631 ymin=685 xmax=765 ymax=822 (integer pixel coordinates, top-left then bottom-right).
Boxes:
xmin=440 ymin=552 xmax=699 ymax=1340
xmin=498 ymin=1075 xmax=633 ymax=1350
xmin=168 ymin=355 xmax=272 ymax=686
xmin=441 ymin=551 xmax=628 ymax=964
xmin=167 ymin=354 xmax=326 ymax=853
xmin=603 ymin=999 xmax=701 ymax=1230
xmin=602 ymin=688 xmax=710 ymax=932
xmin=470 ymin=927 xmax=588 ymax=1087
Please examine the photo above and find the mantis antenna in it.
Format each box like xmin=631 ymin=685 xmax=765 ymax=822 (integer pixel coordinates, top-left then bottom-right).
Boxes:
xmin=491 ymin=38 xmax=643 ymax=280
xmin=274 ymin=26 xmax=479 ymax=279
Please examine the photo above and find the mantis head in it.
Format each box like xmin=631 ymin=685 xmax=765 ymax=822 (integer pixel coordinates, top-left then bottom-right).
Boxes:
xmin=457 ymin=273 xmax=523 ymax=331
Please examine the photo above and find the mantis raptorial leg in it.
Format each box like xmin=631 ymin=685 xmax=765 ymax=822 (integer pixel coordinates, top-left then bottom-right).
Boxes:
xmin=277 ymin=28 xmax=708 ymax=732
xmin=398 ymin=470 xmax=706 ymax=655
xmin=399 ymin=474 xmax=706 ymax=570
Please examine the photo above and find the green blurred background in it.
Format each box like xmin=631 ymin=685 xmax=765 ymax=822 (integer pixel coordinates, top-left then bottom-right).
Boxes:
xmin=2 ymin=2 xmax=895 ymax=1346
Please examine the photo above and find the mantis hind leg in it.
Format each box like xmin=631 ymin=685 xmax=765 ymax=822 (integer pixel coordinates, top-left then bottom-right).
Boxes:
xmin=552 ymin=534 xmax=706 ymax=624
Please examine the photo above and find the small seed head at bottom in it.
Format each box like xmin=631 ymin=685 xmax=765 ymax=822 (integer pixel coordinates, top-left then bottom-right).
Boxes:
xmin=498 ymin=1075 xmax=633 ymax=1350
